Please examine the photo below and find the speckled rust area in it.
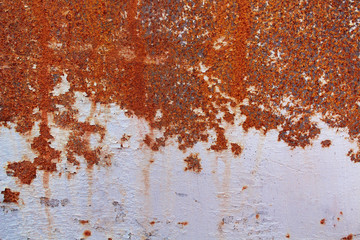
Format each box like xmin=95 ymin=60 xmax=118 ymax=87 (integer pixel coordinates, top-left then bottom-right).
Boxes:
xmin=1 ymin=0 xmax=359 ymax=188
xmin=1 ymin=188 xmax=20 ymax=203
xmin=321 ymin=140 xmax=332 ymax=148
xmin=184 ymin=153 xmax=202 ymax=173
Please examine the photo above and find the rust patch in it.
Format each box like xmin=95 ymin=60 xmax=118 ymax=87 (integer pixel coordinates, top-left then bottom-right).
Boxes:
xmin=79 ymin=220 xmax=89 ymax=225
xmin=231 ymin=143 xmax=243 ymax=156
xmin=286 ymin=233 xmax=290 ymax=238
xmin=320 ymin=218 xmax=326 ymax=225
xmin=255 ymin=214 xmax=260 ymax=219
xmin=321 ymin=140 xmax=332 ymax=148
xmin=83 ymin=230 xmax=91 ymax=237
xmin=1 ymin=0 xmax=251 ymax=187
xmin=184 ymin=153 xmax=202 ymax=173
xmin=6 ymin=161 xmax=37 ymax=185
xmin=177 ymin=221 xmax=188 ymax=226
xmin=149 ymin=221 xmax=156 ymax=225
xmin=1 ymin=0 xmax=359 ymax=191
xmin=242 ymin=186 xmax=248 ymax=191
xmin=342 ymin=234 xmax=353 ymax=240
xmin=1 ymin=188 xmax=20 ymax=203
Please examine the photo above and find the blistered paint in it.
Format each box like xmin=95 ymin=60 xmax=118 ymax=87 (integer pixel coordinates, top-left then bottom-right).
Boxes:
xmin=1 ymin=0 xmax=360 ymax=239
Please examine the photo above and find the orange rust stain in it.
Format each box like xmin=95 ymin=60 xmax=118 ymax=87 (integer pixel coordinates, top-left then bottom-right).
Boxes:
xmin=342 ymin=234 xmax=353 ymax=240
xmin=340 ymin=211 xmax=343 ymax=215
xmin=255 ymin=214 xmax=260 ymax=219
xmin=320 ymin=218 xmax=326 ymax=225
xmin=149 ymin=221 xmax=156 ymax=225
xmin=337 ymin=217 xmax=340 ymax=221
xmin=177 ymin=221 xmax=188 ymax=226
xmin=6 ymin=160 xmax=37 ymax=185
xmin=231 ymin=143 xmax=243 ymax=156
xmin=245 ymin=0 xmax=359 ymax=155
xmin=83 ymin=230 xmax=91 ymax=237
xmin=286 ymin=233 xmax=290 ymax=238
xmin=1 ymin=188 xmax=20 ymax=203
xmin=321 ymin=140 xmax=332 ymax=148
xmin=79 ymin=220 xmax=89 ymax=225
xmin=184 ymin=153 xmax=202 ymax=173
xmin=242 ymin=186 xmax=248 ymax=191
xmin=1 ymin=0 xmax=359 ymax=190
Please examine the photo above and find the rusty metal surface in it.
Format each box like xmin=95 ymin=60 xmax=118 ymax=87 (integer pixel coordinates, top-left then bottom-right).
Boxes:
xmin=0 ymin=0 xmax=359 ymax=239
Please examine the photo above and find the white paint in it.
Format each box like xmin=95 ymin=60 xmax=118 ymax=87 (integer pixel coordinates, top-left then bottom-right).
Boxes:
xmin=1 ymin=95 xmax=360 ymax=240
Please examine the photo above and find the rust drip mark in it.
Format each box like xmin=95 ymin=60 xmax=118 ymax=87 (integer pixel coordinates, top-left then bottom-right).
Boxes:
xmin=83 ymin=230 xmax=91 ymax=237
xmin=231 ymin=143 xmax=243 ymax=156
xmin=321 ymin=140 xmax=332 ymax=148
xmin=1 ymin=188 xmax=20 ymax=203
xmin=320 ymin=218 xmax=326 ymax=225
xmin=184 ymin=153 xmax=202 ymax=173
xmin=286 ymin=233 xmax=290 ymax=238
xmin=342 ymin=234 xmax=354 ymax=240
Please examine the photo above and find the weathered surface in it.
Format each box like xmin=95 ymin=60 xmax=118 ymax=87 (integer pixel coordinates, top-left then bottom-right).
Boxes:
xmin=1 ymin=0 xmax=359 ymax=239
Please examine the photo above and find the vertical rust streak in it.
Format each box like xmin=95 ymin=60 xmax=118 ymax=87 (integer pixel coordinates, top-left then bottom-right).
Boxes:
xmin=125 ymin=0 xmax=148 ymax=118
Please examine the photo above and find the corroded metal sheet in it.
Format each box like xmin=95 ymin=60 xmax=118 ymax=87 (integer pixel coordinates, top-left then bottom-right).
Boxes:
xmin=1 ymin=0 xmax=359 ymax=239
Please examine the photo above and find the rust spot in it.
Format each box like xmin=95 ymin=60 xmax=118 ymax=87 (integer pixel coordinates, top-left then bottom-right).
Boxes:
xmin=340 ymin=211 xmax=343 ymax=215
xmin=149 ymin=221 xmax=156 ymax=225
xmin=255 ymin=214 xmax=259 ymax=219
xmin=1 ymin=188 xmax=20 ymax=203
xmin=120 ymin=134 xmax=131 ymax=148
xmin=83 ymin=230 xmax=91 ymax=237
xmin=342 ymin=234 xmax=353 ymax=240
xmin=177 ymin=221 xmax=188 ymax=226
xmin=6 ymin=161 xmax=37 ymax=185
xmin=231 ymin=143 xmax=243 ymax=156
xmin=320 ymin=218 xmax=326 ymax=225
xmin=242 ymin=186 xmax=248 ymax=191
xmin=337 ymin=217 xmax=340 ymax=221
xmin=184 ymin=153 xmax=202 ymax=173
xmin=79 ymin=220 xmax=89 ymax=225
xmin=286 ymin=233 xmax=290 ymax=238
xmin=321 ymin=140 xmax=332 ymax=148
